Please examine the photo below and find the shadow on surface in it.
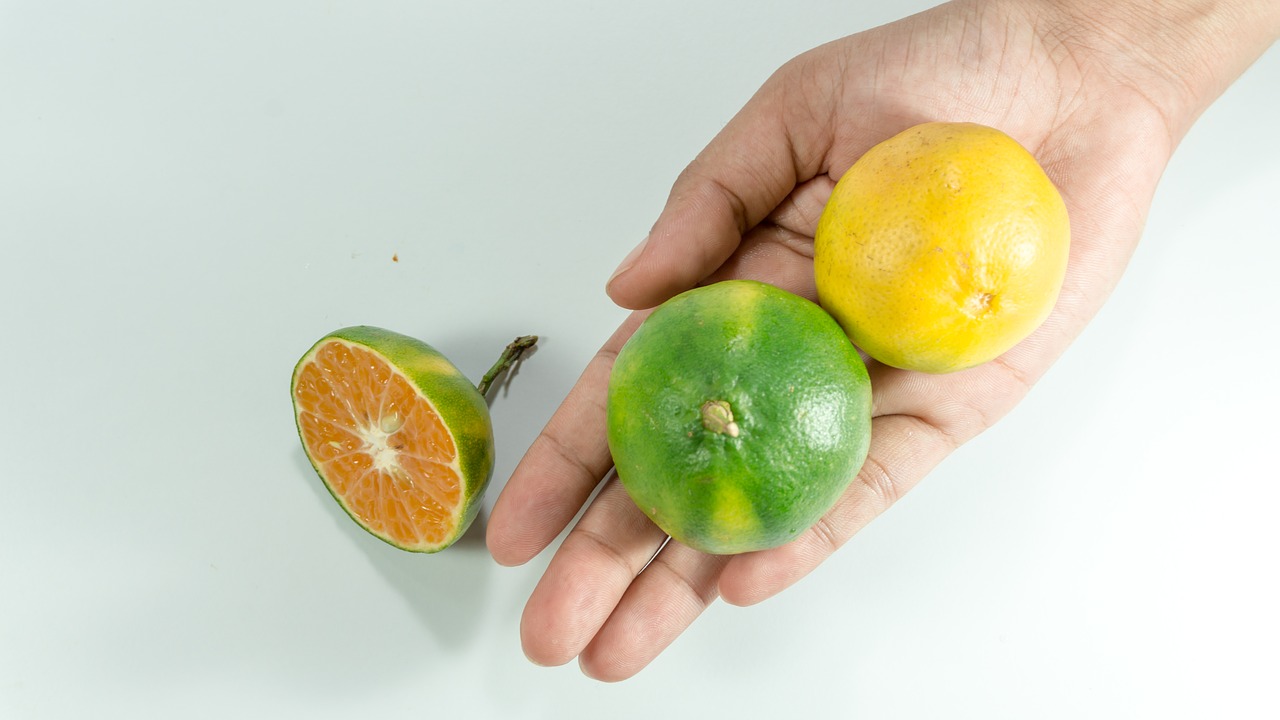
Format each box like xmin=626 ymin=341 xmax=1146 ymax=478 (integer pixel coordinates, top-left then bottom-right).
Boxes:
xmin=293 ymin=449 xmax=492 ymax=651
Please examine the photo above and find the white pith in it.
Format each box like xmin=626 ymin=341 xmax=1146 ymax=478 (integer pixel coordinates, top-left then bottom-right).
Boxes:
xmin=356 ymin=413 xmax=403 ymax=474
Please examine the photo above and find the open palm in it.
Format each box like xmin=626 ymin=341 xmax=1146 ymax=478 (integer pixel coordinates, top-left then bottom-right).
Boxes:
xmin=487 ymin=0 xmax=1239 ymax=681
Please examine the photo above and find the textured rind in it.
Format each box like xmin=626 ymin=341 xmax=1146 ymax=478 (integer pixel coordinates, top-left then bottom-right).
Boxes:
xmin=814 ymin=121 xmax=1070 ymax=373
xmin=291 ymin=326 xmax=494 ymax=552
xmin=606 ymin=280 xmax=873 ymax=555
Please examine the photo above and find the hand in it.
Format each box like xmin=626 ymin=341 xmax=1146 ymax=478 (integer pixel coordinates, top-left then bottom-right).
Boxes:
xmin=487 ymin=0 xmax=1279 ymax=680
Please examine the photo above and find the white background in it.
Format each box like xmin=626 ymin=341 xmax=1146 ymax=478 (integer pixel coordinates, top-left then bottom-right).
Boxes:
xmin=2 ymin=1 xmax=1277 ymax=718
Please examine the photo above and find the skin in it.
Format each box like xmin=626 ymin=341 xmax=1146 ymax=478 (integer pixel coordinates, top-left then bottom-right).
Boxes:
xmin=486 ymin=0 xmax=1280 ymax=681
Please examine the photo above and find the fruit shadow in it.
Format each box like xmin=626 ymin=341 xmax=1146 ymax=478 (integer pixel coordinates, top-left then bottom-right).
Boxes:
xmin=292 ymin=449 xmax=491 ymax=650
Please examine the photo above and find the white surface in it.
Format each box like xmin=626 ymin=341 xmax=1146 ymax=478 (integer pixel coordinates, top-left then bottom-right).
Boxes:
xmin=2 ymin=1 xmax=1278 ymax=718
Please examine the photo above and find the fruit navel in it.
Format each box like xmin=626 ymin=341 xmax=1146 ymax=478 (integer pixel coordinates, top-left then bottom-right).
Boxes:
xmin=964 ymin=291 xmax=996 ymax=318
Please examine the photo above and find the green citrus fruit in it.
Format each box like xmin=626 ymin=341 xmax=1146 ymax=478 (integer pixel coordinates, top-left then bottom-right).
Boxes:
xmin=291 ymin=326 xmax=495 ymax=552
xmin=606 ymin=280 xmax=873 ymax=555
xmin=814 ymin=121 xmax=1070 ymax=373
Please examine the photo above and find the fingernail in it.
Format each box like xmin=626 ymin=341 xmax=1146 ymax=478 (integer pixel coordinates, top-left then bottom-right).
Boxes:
xmin=607 ymin=235 xmax=649 ymax=289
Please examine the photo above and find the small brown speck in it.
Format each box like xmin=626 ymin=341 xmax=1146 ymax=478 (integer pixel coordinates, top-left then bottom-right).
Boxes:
xmin=392 ymin=253 xmax=399 ymax=262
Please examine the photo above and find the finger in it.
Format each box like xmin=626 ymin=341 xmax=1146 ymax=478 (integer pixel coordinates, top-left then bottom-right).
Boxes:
xmin=699 ymin=223 xmax=817 ymax=300
xmin=519 ymin=473 xmax=669 ymax=667
xmin=605 ymin=61 xmax=832 ymax=310
xmin=717 ymin=413 xmax=956 ymax=606
xmin=766 ymin=173 xmax=835 ymax=238
xmin=486 ymin=311 xmax=648 ymax=566
xmin=578 ymin=539 xmax=729 ymax=682
xmin=697 ymin=175 xmax=838 ymax=299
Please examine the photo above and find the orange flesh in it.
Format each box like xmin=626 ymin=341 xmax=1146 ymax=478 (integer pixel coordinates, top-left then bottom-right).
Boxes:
xmin=293 ymin=340 xmax=461 ymax=548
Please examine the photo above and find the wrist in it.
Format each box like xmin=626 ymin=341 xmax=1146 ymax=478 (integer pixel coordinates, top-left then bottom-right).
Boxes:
xmin=1040 ymin=0 xmax=1279 ymax=143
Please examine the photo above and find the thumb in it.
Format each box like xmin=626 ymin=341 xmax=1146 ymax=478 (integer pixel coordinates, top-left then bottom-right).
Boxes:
xmin=605 ymin=67 xmax=826 ymax=309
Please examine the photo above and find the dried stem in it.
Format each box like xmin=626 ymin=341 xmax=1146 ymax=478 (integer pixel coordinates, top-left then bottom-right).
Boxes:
xmin=477 ymin=335 xmax=538 ymax=397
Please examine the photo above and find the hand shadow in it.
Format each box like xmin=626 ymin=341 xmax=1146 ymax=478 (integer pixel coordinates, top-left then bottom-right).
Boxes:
xmin=292 ymin=449 xmax=492 ymax=651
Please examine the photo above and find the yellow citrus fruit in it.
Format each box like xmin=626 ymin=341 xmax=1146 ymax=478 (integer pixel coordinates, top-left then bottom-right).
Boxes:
xmin=814 ymin=122 xmax=1070 ymax=373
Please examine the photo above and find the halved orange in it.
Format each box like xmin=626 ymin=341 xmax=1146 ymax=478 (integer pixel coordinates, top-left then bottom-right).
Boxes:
xmin=291 ymin=326 xmax=528 ymax=552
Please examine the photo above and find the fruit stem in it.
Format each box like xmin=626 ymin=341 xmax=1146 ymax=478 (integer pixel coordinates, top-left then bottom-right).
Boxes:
xmin=701 ymin=400 xmax=740 ymax=438
xmin=477 ymin=335 xmax=539 ymax=398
